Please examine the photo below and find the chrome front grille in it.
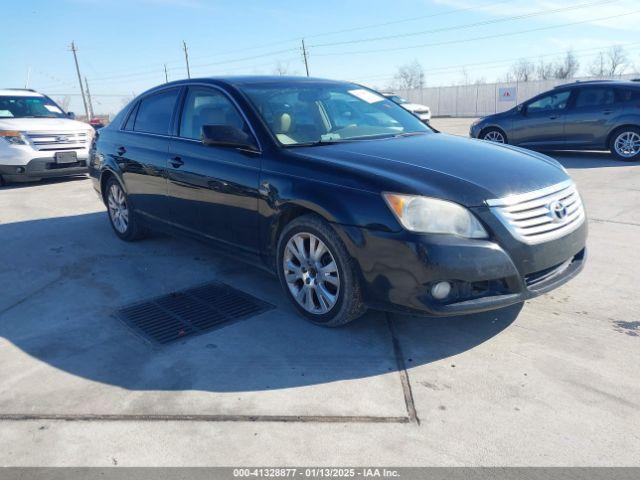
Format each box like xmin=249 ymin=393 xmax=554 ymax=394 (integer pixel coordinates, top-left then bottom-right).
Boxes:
xmin=487 ymin=180 xmax=585 ymax=245
xmin=25 ymin=131 xmax=89 ymax=151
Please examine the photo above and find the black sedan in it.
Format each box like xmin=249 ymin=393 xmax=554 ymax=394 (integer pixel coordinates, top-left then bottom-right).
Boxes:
xmin=89 ymin=76 xmax=587 ymax=327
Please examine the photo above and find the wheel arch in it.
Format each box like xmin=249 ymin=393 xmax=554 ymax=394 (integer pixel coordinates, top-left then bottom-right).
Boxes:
xmin=606 ymin=124 xmax=640 ymax=149
xmin=479 ymin=125 xmax=508 ymax=142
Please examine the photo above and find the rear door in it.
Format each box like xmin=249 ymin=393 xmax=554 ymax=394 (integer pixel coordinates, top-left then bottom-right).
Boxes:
xmin=167 ymin=85 xmax=261 ymax=253
xmin=118 ymin=88 xmax=180 ymax=219
xmin=563 ymin=87 xmax=617 ymax=148
xmin=511 ymin=90 xmax=571 ymax=147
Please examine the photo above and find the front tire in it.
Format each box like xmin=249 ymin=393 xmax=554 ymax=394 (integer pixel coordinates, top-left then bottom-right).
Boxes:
xmin=481 ymin=127 xmax=507 ymax=144
xmin=105 ymin=177 xmax=146 ymax=241
xmin=610 ymin=127 xmax=640 ymax=161
xmin=277 ymin=214 xmax=366 ymax=327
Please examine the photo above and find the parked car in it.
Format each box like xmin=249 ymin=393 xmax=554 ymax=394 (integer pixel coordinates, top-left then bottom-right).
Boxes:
xmin=0 ymin=88 xmax=94 ymax=184
xmin=471 ymin=80 xmax=640 ymax=161
xmin=90 ymin=77 xmax=586 ymax=327
xmin=382 ymin=92 xmax=431 ymax=123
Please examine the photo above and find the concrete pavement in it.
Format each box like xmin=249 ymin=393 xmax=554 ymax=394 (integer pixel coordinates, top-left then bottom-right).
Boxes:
xmin=0 ymin=119 xmax=638 ymax=466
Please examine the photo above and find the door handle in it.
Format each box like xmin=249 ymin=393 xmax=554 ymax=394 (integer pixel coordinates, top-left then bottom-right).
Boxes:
xmin=116 ymin=146 xmax=126 ymax=156
xmin=170 ymin=156 xmax=184 ymax=168
xmin=549 ymin=115 xmax=559 ymax=120
xmin=603 ymin=110 xmax=612 ymax=115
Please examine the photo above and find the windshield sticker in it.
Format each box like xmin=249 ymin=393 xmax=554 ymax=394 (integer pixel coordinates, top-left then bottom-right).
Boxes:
xmin=44 ymin=105 xmax=63 ymax=113
xmin=348 ymin=89 xmax=384 ymax=104
xmin=0 ymin=110 xmax=14 ymax=117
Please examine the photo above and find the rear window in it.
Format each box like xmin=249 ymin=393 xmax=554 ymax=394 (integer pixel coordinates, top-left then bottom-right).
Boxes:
xmin=133 ymin=89 xmax=179 ymax=135
xmin=574 ymin=88 xmax=614 ymax=108
xmin=615 ymin=89 xmax=640 ymax=103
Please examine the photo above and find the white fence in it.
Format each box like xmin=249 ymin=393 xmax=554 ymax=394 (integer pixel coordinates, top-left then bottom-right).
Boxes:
xmin=396 ymin=74 xmax=639 ymax=117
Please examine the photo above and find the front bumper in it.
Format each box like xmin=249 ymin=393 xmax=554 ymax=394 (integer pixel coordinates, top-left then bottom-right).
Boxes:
xmin=0 ymin=157 xmax=88 ymax=181
xmin=337 ymin=218 xmax=587 ymax=316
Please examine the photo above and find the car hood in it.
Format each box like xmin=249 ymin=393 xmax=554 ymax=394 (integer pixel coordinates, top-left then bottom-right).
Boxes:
xmin=0 ymin=117 xmax=92 ymax=132
xmin=292 ymin=133 xmax=568 ymax=206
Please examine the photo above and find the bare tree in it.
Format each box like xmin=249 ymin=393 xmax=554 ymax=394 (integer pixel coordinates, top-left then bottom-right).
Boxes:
xmin=56 ymin=96 xmax=71 ymax=111
xmin=553 ymin=51 xmax=580 ymax=79
xmin=589 ymin=51 xmax=607 ymax=77
xmin=273 ymin=61 xmax=291 ymax=76
xmin=536 ymin=58 xmax=555 ymax=80
xmin=510 ymin=58 xmax=536 ymax=82
xmin=459 ymin=67 xmax=471 ymax=86
xmin=606 ymin=45 xmax=628 ymax=76
xmin=393 ymin=60 xmax=425 ymax=90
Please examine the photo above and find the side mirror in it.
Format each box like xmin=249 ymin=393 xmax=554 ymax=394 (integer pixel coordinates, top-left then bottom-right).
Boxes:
xmin=202 ymin=125 xmax=258 ymax=151
xmin=516 ymin=104 xmax=526 ymax=115
xmin=66 ymin=111 xmax=76 ymax=120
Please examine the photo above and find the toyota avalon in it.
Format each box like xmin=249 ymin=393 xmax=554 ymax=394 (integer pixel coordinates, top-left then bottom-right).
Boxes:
xmin=89 ymin=76 xmax=587 ymax=327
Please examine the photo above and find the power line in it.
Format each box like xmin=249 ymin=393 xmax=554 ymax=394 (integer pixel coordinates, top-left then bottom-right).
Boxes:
xmin=353 ymin=42 xmax=640 ymax=80
xmin=308 ymin=0 xmax=620 ymax=48
xmin=58 ymin=0 xmax=515 ymax=82
xmin=314 ymin=9 xmax=640 ymax=57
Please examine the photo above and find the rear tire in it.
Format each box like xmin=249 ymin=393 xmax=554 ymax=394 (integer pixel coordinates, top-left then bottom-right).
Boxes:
xmin=276 ymin=214 xmax=366 ymax=327
xmin=105 ymin=177 xmax=147 ymax=241
xmin=481 ymin=127 xmax=507 ymax=144
xmin=610 ymin=126 xmax=640 ymax=161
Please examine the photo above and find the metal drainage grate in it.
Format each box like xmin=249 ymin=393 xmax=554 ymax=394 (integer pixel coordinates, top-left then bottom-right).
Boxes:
xmin=117 ymin=281 xmax=274 ymax=344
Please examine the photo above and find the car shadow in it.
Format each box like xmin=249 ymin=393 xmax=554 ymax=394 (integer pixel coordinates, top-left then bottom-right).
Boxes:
xmin=0 ymin=175 xmax=88 ymax=190
xmin=0 ymin=212 xmax=522 ymax=396
xmin=545 ymin=151 xmax=637 ymax=169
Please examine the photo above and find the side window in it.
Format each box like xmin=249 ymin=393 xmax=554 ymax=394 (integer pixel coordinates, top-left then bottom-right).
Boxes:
xmin=133 ymin=89 xmax=179 ymax=135
xmin=615 ymin=89 xmax=640 ymax=103
xmin=123 ymin=103 xmax=138 ymax=131
xmin=574 ymin=88 xmax=614 ymax=108
xmin=179 ymin=87 xmax=247 ymax=140
xmin=526 ymin=90 xmax=571 ymax=114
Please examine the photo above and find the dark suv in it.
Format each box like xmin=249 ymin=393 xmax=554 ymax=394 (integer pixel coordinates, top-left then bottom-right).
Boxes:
xmin=90 ymin=76 xmax=586 ymax=327
xmin=471 ymin=80 xmax=640 ymax=161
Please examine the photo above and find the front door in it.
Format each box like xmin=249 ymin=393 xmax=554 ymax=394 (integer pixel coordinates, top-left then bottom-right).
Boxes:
xmin=511 ymin=90 xmax=571 ymax=148
xmin=167 ymin=85 xmax=261 ymax=254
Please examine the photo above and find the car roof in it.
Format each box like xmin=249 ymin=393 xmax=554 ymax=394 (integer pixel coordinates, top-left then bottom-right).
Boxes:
xmin=0 ymin=88 xmax=44 ymax=97
xmin=554 ymin=79 xmax=640 ymax=89
xmin=138 ymin=76 xmax=362 ymax=97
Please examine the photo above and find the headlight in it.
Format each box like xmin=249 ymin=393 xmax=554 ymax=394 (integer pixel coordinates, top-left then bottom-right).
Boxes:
xmin=383 ymin=193 xmax=488 ymax=238
xmin=0 ymin=130 xmax=28 ymax=145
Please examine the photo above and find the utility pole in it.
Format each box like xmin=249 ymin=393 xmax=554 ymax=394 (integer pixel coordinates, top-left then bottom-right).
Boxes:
xmin=69 ymin=41 xmax=90 ymax=119
xmin=164 ymin=64 xmax=169 ymax=83
xmin=84 ymin=77 xmax=95 ymax=119
xmin=25 ymin=67 xmax=31 ymax=89
xmin=182 ymin=41 xmax=191 ymax=79
xmin=301 ymin=39 xmax=310 ymax=77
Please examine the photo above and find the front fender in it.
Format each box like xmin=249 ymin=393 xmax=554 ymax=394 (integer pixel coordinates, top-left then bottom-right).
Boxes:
xmin=259 ymin=173 xmax=401 ymax=267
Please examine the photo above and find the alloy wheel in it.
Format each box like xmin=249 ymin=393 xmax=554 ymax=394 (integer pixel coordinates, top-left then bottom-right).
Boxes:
xmin=107 ymin=183 xmax=129 ymax=234
xmin=283 ymin=232 xmax=340 ymax=314
xmin=484 ymin=130 xmax=505 ymax=143
xmin=614 ymin=131 xmax=640 ymax=158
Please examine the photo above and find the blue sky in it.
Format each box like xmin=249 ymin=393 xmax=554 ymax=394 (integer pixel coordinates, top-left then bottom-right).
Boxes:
xmin=4 ymin=0 xmax=639 ymax=115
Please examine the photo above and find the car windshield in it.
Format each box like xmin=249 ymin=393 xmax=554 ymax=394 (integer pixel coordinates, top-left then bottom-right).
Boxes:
xmin=239 ymin=82 xmax=430 ymax=146
xmin=0 ymin=95 xmax=67 ymax=119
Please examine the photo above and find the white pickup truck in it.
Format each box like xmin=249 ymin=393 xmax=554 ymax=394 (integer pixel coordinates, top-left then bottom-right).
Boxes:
xmin=0 ymin=89 xmax=94 ymax=184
